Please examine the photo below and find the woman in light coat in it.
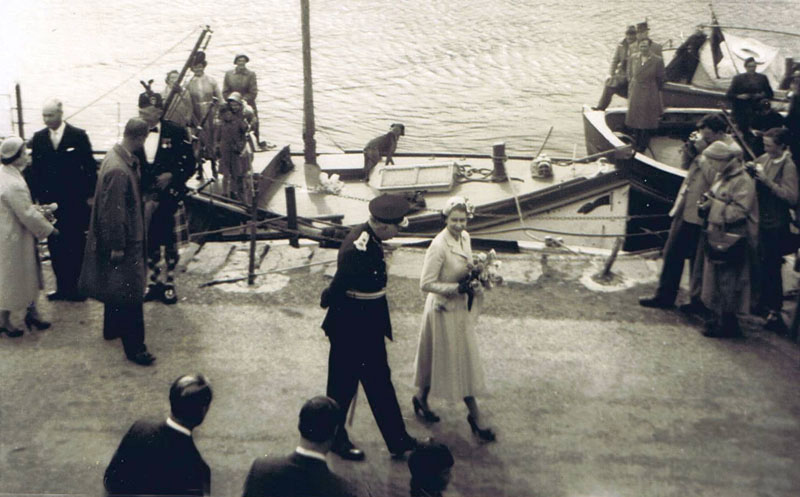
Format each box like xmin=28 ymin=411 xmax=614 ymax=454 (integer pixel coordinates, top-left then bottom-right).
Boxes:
xmin=699 ymin=144 xmax=758 ymax=338
xmin=0 ymin=137 xmax=57 ymax=336
xmin=413 ymin=196 xmax=495 ymax=442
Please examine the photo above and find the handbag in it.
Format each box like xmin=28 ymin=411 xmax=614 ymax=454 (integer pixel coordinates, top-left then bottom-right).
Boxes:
xmin=703 ymin=196 xmax=747 ymax=264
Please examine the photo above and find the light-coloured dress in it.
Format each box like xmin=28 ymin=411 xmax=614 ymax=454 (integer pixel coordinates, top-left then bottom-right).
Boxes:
xmin=413 ymin=228 xmax=487 ymax=402
xmin=0 ymin=165 xmax=54 ymax=311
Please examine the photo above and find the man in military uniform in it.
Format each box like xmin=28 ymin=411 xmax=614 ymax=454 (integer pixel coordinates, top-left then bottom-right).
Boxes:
xmin=321 ymin=194 xmax=419 ymax=461
xmin=136 ymin=90 xmax=196 ymax=304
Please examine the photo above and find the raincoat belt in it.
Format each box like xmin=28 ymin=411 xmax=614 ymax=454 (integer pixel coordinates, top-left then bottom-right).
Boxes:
xmin=345 ymin=289 xmax=386 ymax=299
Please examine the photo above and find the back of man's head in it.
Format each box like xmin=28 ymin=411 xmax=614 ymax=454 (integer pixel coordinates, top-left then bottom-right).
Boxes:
xmin=169 ymin=374 xmax=213 ymax=428
xmin=298 ymin=396 xmax=340 ymax=444
xmin=123 ymin=118 xmax=149 ymax=141
xmin=698 ymin=114 xmax=727 ymax=134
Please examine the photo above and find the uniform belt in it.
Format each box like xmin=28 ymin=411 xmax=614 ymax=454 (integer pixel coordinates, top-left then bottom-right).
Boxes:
xmin=345 ymin=289 xmax=386 ymax=300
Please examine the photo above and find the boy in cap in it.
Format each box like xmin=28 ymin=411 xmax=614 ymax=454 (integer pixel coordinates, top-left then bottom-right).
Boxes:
xmin=321 ymin=194 xmax=419 ymax=461
xmin=136 ymin=88 xmax=196 ymax=304
xmin=223 ymin=54 xmax=271 ymax=150
xmin=593 ymin=25 xmax=638 ymax=111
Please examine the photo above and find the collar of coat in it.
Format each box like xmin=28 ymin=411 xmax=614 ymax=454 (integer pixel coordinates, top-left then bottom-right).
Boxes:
xmin=442 ymin=228 xmax=470 ymax=260
xmin=114 ymin=143 xmax=139 ymax=169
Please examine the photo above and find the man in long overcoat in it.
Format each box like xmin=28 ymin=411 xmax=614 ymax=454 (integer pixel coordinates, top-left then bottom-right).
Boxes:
xmin=625 ymin=38 xmax=665 ymax=151
xmin=79 ymin=118 xmax=155 ymax=366
xmin=28 ymin=98 xmax=96 ymax=301
xmin=321 ymin=194 xmax=418 ymax=461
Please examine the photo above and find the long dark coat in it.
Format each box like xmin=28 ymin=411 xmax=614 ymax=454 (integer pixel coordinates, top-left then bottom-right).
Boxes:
xmin=79 ymin=144 xmax=146 ymax=305
xmin=625 ymin=53 xmax=665 ymax=129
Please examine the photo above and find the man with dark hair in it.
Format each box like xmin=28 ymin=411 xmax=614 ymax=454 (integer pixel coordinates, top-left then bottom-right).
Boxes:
xmin=28 ymin=98 xmax=96 ymax=302
xmin=136 ymin=90 xmax=196 ymax=305
xmin=640 ymin=113 xmax=741 ymax=312
xmin=242 ymin=396 xmax=358 ymax=497
xmin=79 ymin=118 xmax=155 ymax=366
xmin=322 ymin=194 xmax=419 ymax=461
xmin=104 ymin=374 xmax=213 ymax=496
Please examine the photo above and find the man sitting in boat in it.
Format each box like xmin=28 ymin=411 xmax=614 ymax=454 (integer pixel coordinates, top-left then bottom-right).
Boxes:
xmin=726 ymin=56 xmax=774 ymax=135
xmin=363 ymin=123 xmax=405 ymax=178
xmin=593 ymin=25 xmax=638 ymax=111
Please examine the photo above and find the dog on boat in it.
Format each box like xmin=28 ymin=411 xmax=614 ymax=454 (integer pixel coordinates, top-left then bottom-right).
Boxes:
xmin=363 ymin=123 xmax=405 ymax=176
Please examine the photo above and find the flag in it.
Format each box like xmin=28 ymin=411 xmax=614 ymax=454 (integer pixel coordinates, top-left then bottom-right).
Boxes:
xmin=710 ymin=13 xmax=725 ymax=78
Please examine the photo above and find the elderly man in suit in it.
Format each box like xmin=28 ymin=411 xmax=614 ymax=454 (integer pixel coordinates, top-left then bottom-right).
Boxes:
xmin=104 ymin=374 xmax=213 ymax=496
xmin=242 ymin=396 xmax=359 ymax=497
xmin=321 ymin=194 xmax=419 ymax=461
xmin=136 ymin=90 xmax=196 ymax=305
xmin=28 ymin=98 xmax=96 ymax=302
xmin=78 ymin=118 xmax=155 ymax=366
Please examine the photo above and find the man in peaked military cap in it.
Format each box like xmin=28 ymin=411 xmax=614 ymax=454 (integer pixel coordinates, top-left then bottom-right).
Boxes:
xmin=321 ymin=194 xmax=419 ymax=461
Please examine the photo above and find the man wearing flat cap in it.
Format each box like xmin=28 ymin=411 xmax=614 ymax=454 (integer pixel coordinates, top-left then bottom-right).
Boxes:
xmin=223 ymin=54 xmax=269 ymax=150
xmin=135 ymin=90 xmax=196 ymax=304
xmin=593 ymin=25 xmax=638 ymax=111
xmin=321 ymin=194 xmax=419 ymax=461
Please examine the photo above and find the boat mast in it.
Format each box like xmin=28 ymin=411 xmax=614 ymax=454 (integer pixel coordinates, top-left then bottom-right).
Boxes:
xmin=301 ymin=0 xmax=317 ymax=165
xmin=14 ymin=83 xmax=24 ymax=140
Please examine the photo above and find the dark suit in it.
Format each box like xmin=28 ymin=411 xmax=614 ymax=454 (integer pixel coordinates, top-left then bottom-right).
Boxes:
xmin=104 ymin=418 xmax=210 ymax=497
xmin=135 ymin=119 xmax=195 ymax=273
xmin=242 ymin=452 xmax=357 ymax=497
xmin=28 ymin=123 xmax=96 ymax=297
xmin=726 ymin=72 xmax=774 ymax=132
xmin=322 ymin=224 xmax=412 ymax=454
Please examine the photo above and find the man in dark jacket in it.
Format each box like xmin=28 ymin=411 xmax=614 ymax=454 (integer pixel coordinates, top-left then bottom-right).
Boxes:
xmin=593 ymin=25 xmax=638 ymax=111
xmin=104 ymin=374 xmax=213 ymax=496
xmin=28 ymin=98 xmax=96 ymax=301
xmin=136 ymin=91 xmax=196 ymax=305
xmin=78 ymin=118 xmax=154 ymax=366
xmin=322 ymin=194 xmax=418 ymax=461
xmin=242 ymin=396 xmax=359 ymax=497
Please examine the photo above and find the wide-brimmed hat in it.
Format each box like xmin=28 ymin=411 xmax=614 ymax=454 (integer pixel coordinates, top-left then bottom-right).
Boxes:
xmin=233 ymin=54 xmax=249 ymax=64
xmin=636 ymin=21 xmax=649 ymax=33
xmin=0 ymin=136 xmax=25 ymax=165
xmin=226 ymin=91 xmax=243 ymax=104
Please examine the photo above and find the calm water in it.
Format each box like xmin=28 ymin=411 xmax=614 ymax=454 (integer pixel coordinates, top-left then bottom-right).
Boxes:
xmin=1 ymin=0 xmax=799 ymax=156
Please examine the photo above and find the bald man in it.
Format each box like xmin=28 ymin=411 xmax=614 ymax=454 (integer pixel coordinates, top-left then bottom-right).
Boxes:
xmin=28 ymin=99 xmax=96 ymax=301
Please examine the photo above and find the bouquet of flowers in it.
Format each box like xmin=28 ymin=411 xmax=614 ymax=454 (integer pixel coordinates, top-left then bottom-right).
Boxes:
xmin=458 ymin=249 xmax=503 ymax=311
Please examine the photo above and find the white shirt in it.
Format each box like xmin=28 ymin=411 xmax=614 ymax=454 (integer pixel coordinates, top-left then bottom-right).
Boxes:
xmin=295 ymin=446 xmax=327 ymax=463
xmin=166 ymin=417 xmax=192 ymax=437
xmin=50 ymin=121 xmax=66 ymax=149
xmin=144 ymin=123 xmax=160 ymax=164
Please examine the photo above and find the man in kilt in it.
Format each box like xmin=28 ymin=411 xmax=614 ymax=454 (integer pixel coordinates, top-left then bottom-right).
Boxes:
xmin=135 ymin=88 xmax=196 ymax=304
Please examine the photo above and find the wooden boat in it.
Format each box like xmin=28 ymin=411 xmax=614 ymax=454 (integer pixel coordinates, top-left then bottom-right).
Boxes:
xmin=184 ymin=143 xmax=648 ymax=251
xmin=662 ymin=27 xmax=792 ymax=109
xmin=581 ymin=105 xmax=719 ymax=250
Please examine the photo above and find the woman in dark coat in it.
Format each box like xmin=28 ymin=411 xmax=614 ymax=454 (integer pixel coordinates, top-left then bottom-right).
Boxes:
xmin=749 ymin=127 xmax=798 ymax=333
xmin=726 ymin=57 xmax=774 ymax=133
